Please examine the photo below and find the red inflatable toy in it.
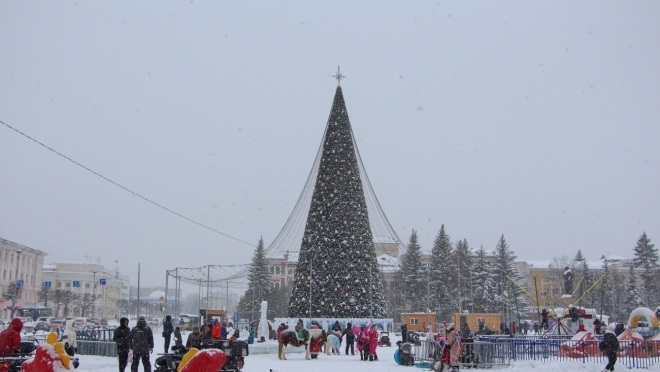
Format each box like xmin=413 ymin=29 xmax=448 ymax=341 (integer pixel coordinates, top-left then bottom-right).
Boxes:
xmin=178 ymin=348 xmax=227 ymax=372
xmin=21 ymin=332 xmax=72 ymax=372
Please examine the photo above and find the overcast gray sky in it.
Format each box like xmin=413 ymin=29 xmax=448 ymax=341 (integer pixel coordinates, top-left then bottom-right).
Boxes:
xmin=1 ymin=1 xmax=659 ymax=289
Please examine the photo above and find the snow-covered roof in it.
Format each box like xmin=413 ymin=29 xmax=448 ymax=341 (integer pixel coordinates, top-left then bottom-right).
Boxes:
xmin=148 ymin=290 xmax=165 ymax=299
xmin=525 ymin=261 xmax=552 ymax=269
xmin=377 ymin=253 xmax=399 ymax=272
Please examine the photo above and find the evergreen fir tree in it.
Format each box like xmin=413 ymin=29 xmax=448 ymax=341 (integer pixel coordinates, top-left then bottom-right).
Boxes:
xmin=490 ymin=235 xmax=529 ymax=320
xmin=471 ymin=246 xmax=495 ymax=313
xmin=429 ymin=225 xmax=454 ymax=319
xmin=397 ymin=230 xmax=425 ymax=312
xmin=454 ymin=239 xmax=474 ymax=314
xmin=238 ymin=238 xmax=271 ymax=316
xmin=287 ymin=86 xmax=386 ymax=318
xmin=623 ymin=265 xmax=644 ymax=314
xmin=573 ymin=250 xmax=593 ymax=308
xmin=632 ymin=232 xmax=659 ymax=306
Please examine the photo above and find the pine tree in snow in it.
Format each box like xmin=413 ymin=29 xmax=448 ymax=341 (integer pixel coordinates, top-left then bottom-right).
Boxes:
xmin=238 ymin=238 xmax=271 ymax=314
xmin=396 ymin=230 xmax=426 ymax=312
xmin=472 ymin=246 xmax=497 ymax=313
xmin=287 ymin=86 xmax=387 ymax=318
xmin=623 ymin=265 xmax=644 ymax=314
xmin=490 ymin=235 xmax=530 ymax=319
xmin=429 ymin=225 xmax=455 ymax=319
xmin=453 ymin=239 xmax=474 ymax=314
xmin=632 ymin=232 xmax=659 ymax=306
xmin=573 ymin=250 xmax=594 ymax=307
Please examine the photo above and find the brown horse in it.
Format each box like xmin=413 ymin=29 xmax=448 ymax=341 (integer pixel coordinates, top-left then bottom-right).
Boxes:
xmin=278 ymin=328 xmax=324 ymax=360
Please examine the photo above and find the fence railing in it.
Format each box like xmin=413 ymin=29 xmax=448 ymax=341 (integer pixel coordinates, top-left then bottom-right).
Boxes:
xmin=77 ymin=340 xmax=117 ymax=357
xmin=409 ymin=337 xmax=660 ymax=369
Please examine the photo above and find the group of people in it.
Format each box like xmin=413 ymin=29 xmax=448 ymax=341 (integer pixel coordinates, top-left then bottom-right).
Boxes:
xmin=279 ymin=319 xmax=381 ymax=361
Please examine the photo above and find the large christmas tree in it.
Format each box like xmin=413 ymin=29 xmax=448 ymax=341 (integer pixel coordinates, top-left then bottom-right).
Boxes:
xmin=287 ymin=85 xmax=387 ymax=318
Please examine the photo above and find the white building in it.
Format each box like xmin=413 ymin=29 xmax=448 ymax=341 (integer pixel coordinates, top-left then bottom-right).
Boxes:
xmin=42 ymin=262 xmax=130 ymax=320
xmin=0 ymin=238 xmax=47 ymax=319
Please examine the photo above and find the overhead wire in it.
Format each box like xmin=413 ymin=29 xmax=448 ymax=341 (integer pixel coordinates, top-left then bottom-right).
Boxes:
xmin=0 ymin=119 xmax=256 ymax=248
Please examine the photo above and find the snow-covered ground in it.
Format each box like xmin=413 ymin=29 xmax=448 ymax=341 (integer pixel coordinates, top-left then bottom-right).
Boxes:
xmin=33 ymin=329 xmax=660 ymax=372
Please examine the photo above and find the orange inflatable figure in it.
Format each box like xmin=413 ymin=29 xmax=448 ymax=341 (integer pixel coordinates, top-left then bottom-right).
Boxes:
xmin=21 ymin=332 xmax=72 ymax=372
xmin=177 ymin=348 xmax=227 ymax=372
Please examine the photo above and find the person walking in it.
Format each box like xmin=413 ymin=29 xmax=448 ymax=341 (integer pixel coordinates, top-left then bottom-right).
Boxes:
xmin=162 ymin=315 xmax=174 ymax=353
xmin=129 ymin=316 xmax=154 ymax=372
xmin=401 ymin=324 xmax=408 ymax=343
xmin=113 ymin=317 xmax=131 ymax=372
xmin=540 ymin=309 xmax=549 ymax=330
xmin=342 ymin=322 xmax=355 ymax=355
xmin=599 ymin=323 xmax=619 ymax=371
xmin=61 ymin=319 xmax=77 ymax=356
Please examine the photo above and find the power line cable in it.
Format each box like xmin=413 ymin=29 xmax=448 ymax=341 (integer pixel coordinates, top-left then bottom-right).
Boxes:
xmin=0 ymin=119 xmax=256 ymax=248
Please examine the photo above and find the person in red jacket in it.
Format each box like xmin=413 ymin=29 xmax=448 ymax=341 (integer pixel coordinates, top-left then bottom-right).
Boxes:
xmin=367 ymin=324 xmax=379 ymax=361
xmin=0 ymin=318 xmax=23 ymax=356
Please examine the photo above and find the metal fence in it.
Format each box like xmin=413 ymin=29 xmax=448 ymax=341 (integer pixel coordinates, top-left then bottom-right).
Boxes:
xmin=410 ymin=337 xmax=660 ymax=369
xmin=77 ymin=341 xmax=117 ymax=357
xmin=474 ymin=336 xmax=660 ymax=369
xmin=75 ymin=326 xmax=117 ymax=341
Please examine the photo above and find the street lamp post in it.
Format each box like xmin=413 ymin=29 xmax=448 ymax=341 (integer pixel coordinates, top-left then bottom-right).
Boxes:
xmin=11 ymin=250 xmax=23 ymax=318
xmin=91 ymin=270 xmax=98 ymax=318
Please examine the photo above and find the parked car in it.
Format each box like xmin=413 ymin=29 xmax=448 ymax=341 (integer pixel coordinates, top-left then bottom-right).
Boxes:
xmin=49 ymin=320 xmax=64 ymax=332
xmin=0 ymin=319 xmax=8 ymax=331
xmin=22 ymin=322 xmax=36 ymax=333
xmin=91 ymin=317 xmax=108 ymax=326
xmin=36 ymin=317 xmax=56 ymax=326
xmin=34 ymin=321 xmax=50 ymax=332
xmin=74 ymin=317 xmax=92 ymax=329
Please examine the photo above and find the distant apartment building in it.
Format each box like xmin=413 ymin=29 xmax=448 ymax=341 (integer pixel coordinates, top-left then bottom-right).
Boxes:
xmin=0 ymin=238 xmax=47 ymax=319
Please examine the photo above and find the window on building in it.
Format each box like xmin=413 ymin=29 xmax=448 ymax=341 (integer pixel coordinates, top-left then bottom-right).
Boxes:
xmin=86 ymin=283 xmax=90 ymax=288
xmin=66 ymin=282 xmax=71 ymax=287
xmin=275 ymin=282 xmax=280 ymax=290
xmin=2 ymin=270 xmax=5 ymax=279
xmin=58 ymin=282 xmax=62 ymax=288
xmin=288 ymin=269 xmax=294 ymax=275
xmin=410 ymin=318 xmax=419 ymax=325
xmin=552 ymin=288 xmax=559 ymax=295
xmin=276 ymin=266 xmax=281 ymax=275
xmin=269 ymin=266 xmax=274 ymax=274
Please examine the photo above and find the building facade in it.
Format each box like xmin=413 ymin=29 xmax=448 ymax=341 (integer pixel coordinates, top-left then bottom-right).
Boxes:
xmin=42 ymin=262 xmax=130 ymax=320
xmin=0 ymin=238 xmax=47 ymax=319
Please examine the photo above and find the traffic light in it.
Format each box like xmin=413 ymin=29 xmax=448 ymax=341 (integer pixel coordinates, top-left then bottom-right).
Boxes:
xmin=159 ymin=302 xmax=164 ymax=312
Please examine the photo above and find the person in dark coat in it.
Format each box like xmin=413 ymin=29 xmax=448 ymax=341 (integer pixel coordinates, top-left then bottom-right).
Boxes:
xmin=540 ymin=308 xmax=549 ymax=330
xmin=162 ymin=315 xmax=174 ymax=353
xmin=129 ymin=316 xmax=154 ymax=372
xmin=185 ymin=326 xmax=202 ymax=349
xmin=332 ymin=321 xmax=342 ymax=332
xmin=599 ymin=323 xmax=620 ymax=371
xmin=614 ymin=323 xmax=624 ymax=336
xmin=342 ymin=322 xmax=355 ymax=355
xmin=220 ymin=321 xmax=229 ymax=339
xmin=401 ymin=324 xmax=408 ymax=343
xmin=172 ymin=327 xmax=184 ymax=352
xmin=201 ymin=324 xmax=214 ymax=344
xmin=113 ymin=317 xmax=131 ymax=372
xmin=593 ymin=318 xmax=602 ymax=335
